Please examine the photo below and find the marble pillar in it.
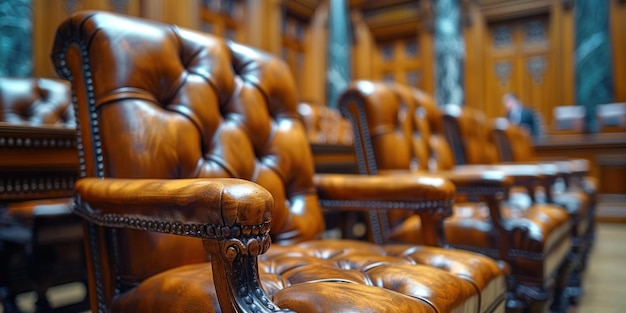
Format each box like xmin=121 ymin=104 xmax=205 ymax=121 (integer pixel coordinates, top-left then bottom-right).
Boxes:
xmin=434 ymin=0 xmax=465 ymax=106
xmin=0 ymin=0 xmax=32 ymax=77
xmin=326 ymin=0 xmax=351 ymax=108
xmin=574 ymin=0 xmax=614 ymax=133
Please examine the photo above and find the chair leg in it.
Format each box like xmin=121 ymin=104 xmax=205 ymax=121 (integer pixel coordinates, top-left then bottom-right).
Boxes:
xmin=0 ymin=286 xmax=22 ymax=313
xmin=0 ymin=239 xmax=24 ymax=313
xmin=549 ymin=252 xmax=579 ymax=313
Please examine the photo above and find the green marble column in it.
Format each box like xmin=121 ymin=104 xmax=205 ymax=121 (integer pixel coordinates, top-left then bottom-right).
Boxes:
xmin=0 ymin=0 xmax=32 ymax=77
xmin=434 ymin=0 xmax=465 ymax=106
xmin=326 ymin=0 xmax=351 ymax=108
xmin=574 ymin=0 xmax=614 ymax=133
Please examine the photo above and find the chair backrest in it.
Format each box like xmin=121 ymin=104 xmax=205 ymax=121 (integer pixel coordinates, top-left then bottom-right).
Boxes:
xmin=441 ymin=105 xmax=500 ymax=165
xmin=0 ymin=77 xmax=78 ymax=202
xmin=298 ymin=102 xmax=353 ymax=145
xmin=51 ymin=11 xmax=325 ymax=306
xmin=339 ymin=81 xmax=428 ymax=174
xmin=492 ymin=117 xmax=535 ymax=163
xmin=338 ymin=80 xmax=457 ymax=174
xmin=0 ymin=77 xmax=75 ymax=126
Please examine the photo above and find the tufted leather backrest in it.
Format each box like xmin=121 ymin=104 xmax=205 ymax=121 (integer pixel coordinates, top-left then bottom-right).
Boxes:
xmin=442 ymin=105 xmax=500 ymax=165
xmin=339 ymin=81 xmax=457 ymax=174
xmin=0 ymin=77 xmax=75 ymax=126
xmin=52 ymin=11 xmax=324 ymax=288
xmin=493 ymin=117 xmax=535 ymax=162
xmin=297 ymin=102 xmax=353 ymax=145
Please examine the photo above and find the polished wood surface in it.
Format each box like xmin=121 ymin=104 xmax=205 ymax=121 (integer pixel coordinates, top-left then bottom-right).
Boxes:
xmin=0 ymin=123 xmax=78 ymax=201
xmin=534 ymin=132 xmax=626 ymax=219
xmin=310 ymin=143 xmax=359 ymax=174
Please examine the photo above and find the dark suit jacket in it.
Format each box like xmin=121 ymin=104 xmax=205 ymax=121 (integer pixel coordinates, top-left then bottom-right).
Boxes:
xmin=507 ymin=106 xmax=539 ymax=138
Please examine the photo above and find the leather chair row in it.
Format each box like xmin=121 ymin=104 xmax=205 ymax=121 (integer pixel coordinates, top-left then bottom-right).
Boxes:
xmin=338 ymin=81 xmax=595 ymax=313
xmin=492 ymin=117 xmax=597 ymax=305
xmin=298 ymin=102 xmax=353 ymax=146
xmin=0 ymin=77 xmax=87 ymax=312
xmin=51 ymin=11 xmax=510 ymax=313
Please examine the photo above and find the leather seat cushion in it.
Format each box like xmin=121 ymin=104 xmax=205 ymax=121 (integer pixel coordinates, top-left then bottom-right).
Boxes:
xmin=553 ymin=190 xmax=591 ymax=236
xmin=111 ymin=239 xmax=503 ymax=313
xmin=111 ymin=262 xmax=437 ymax=313
xmin=389 ymin=202 xmax=572 ymax=281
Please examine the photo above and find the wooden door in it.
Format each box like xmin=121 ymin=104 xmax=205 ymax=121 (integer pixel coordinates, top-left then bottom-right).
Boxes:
xmin=483 ymin=14 xmax=553 ymax=127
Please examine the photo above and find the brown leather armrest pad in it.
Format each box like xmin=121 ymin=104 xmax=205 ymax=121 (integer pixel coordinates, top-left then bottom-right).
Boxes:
xmin=74 ymin=177 xmax=273 ymax=228
xmin=314 ymin=173 xmax=455 ymax=209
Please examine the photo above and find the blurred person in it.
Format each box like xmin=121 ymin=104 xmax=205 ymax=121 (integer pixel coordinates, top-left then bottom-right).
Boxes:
xmin=502 ymin=92 xmax=541 ymax=139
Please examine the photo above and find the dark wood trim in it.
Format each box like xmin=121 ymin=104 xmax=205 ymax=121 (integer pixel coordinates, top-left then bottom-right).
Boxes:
xmin=0 ymin=123 xmax=78 ymax=201
xmin=533 ymin=132 xmax=626 ymax=150
xmin=478 ymin=0 xmax=553 ymax=22
xmin=310 ymin=143 xmax=359 ymax=174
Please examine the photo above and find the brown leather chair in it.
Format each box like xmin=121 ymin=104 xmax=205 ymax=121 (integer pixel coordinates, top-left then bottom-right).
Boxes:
xmin=51 ymin=11 xmax=508 ymax=313
xmin=440 ymin=103 xmax=591 ymax=312
xmin=0 ymin=77 xmax=87 ymax=313
xmin=297 ymin=102 xmax=353 ymax=146
xmin=492 ymin=118 xmax=597 ymax=305
xmin=339 ymin=81 xmax=574 ymax=313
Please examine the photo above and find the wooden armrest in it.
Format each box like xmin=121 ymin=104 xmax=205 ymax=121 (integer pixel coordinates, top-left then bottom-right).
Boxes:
xmin=74 ymin=177 xmax=273 ymax=234
xmin=314 ymin=173 xmax=455 ymax=247
xmin=436 ymin=168 xmax=512 ymax=194
xmin=378 ymin=168 xmax=512 ymax=196
xmin=74 ymin=177 xmax=286 ymax=313
xmin=453 ymin=164 xmax=548 ymax=186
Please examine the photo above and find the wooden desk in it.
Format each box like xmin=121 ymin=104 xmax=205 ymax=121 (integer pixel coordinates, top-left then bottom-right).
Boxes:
xmin=533 ymin=132 xmax=626 ymax=221
xmin=0 ymin=123 xmax=78 ymax=201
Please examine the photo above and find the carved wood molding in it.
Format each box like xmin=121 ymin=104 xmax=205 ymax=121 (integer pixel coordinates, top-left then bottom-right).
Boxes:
xmin=0 ymin=173 xmax=76 ymax=200
xmin=283 ymin=0 xmax=322 ymax=22
xmin=0 ymin=124 xmax=78 ymax=200
xmin=478 ymin=0 xmax=552 ymax=22
xmin=354 ymin=0 xmax=475 ymax=40
xmin=354 ymin=0 xmax=420 ymax=42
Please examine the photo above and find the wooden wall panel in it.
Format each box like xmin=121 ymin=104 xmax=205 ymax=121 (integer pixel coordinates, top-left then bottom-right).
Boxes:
xmin=464 ymin=4 xmax=486 ymax=110
xmin=611 ymin=0 xmax=626 ymax=103
xmin=353 ymin=12 xmax=375 ymax=80
xmin=556 ymin=1 xmax=574 ymax=107
xmin=467 ymin=0 xmax=569 ymax=133
xmin=300 ymin=4 xmax=328 ymax=105
xmin=33 ymin=0 xmax=142 ymax=78
xmin=160 ymin=0 xmax=200 ymax=30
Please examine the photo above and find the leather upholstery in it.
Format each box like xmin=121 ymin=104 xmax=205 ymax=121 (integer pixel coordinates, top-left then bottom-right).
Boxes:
xmin=52 ymin=11 xmax=506 ymax=313
xmin=492 ymin=117 xmax=598 ymax=307
xmin=298 ymin=102 xmax=353 ymax=145
xmin=0 ymin=77 xmax=85 ymax=312
xmin=0 ymin=77 xmax=75 ymax=126
xmin=338 ymin=80 xmax=575 ymax=311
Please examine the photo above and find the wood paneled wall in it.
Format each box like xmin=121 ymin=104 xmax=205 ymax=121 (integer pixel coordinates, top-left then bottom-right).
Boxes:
xmin=462 ymin=0 xmax=574 ymax=129
xmin=611 ymin=0 xmax=626 ymax=104
xmin=30 ymin=0 xmax=626 ymax=123
xmin=32 ymin=0 xmax=142 ymax=78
